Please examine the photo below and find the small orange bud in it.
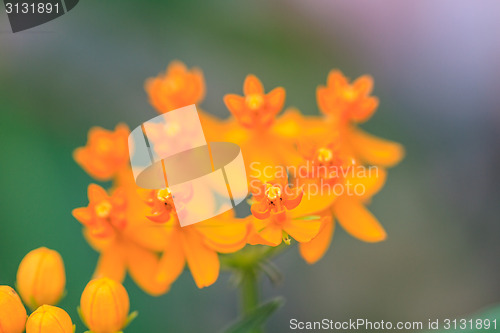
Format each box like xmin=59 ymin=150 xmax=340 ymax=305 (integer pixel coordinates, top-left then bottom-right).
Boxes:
xmin=16 ymin=247 xmax=66 ymax=310
xmin=26 ymin=305 xmax=73 ymax=333
xmin=80 ymin=278 xmax=133 ymax=333
xmin=0 ymin=286 xmax=27 ymax=333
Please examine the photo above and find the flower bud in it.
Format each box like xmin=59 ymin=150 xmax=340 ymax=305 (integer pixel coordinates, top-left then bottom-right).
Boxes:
xmin=16 ymin=247 xmax=66 ymax=310
xmin=26 ymin=305 xmax=73 ymax=333
xmin=80 ymin=278 xmax=131 ymax=333
xmin=0 ymin=286 xmax=27 ymax=333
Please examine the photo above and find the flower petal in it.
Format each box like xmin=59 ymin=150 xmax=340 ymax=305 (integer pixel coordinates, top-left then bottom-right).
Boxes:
xmin=223 ymin=94 xmax=245 ymax=116
xmin=146 ymin=210 xmax=172 ymax=223
xmin=93 ymin=243 xmax=127 ymax=283
xmin=347 ymin=127 xmax=405 ymax=167
xmin=284 ymin=186 xmax=303 ymax=210
xmin=256 ymin=223 xmax=282 ymax=246
xmin=157 ymin=232 xmax=185 ymax=286
xmin=126 ymin=243 xmax=170 ymax=296
xmin=345 ymin=166 xmax=387 ymax=200
xmin=204 ymin=237 xmax=247 ymax=254
xmin=351 ymin=96 xmax=378 ymax=122
xmin=167 ymin=60 xmax=187 ymax=75
xmin=283 ymin=217 xmax=322 ymax=243
xmin=195 ymin=215 xmax=248 ymax=246
xmin=251 ymin=202 xmax=271 ymax=220
xmin=327 ymin=69 xmax=347 ymax=89
xmin=266 ymin=87 xmax=285 ymax=111
xmin=333 ymin=196 xmax=386 ymax=242
xmin=243 ymin=74 xmax=264 ymax=95
xmin=124 ymin=224 xmax=169 ymax=252
xmin=180 ymin=228 xmax=220 ymax=288
xmin=299 ymin=215 xmax=334 ymax=264
xmin=316 ymin=87 xmax=330 ymax=115
xmin=353 ymin=75 xmax=373 ymax=96
xmin=289 ymin=191 xmax=337 ymax=219
xmin=72 ymin=207 xmax=92 ymax=224
xmin=88 ymin=184 xmax=108 ymax=202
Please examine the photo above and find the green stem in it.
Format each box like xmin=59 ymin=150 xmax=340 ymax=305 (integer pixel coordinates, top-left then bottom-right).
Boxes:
xmin=241 ymin=268 xmax=259 ymax=314
xmin=222 ymin=244 xmax=289 ymax=333
xmin=240 ymin=268 xmax=261 ymax=333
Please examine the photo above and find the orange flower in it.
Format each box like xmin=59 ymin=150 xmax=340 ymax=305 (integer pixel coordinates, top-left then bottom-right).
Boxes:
xmin=16 ymin=247 xmax=66 ymax=310
xmin=74 ymin=181 xmax=171 ymax=296
xmin=0 ymin=286 xmax=27 ymax=333
xmin=288 ymin=139 xmax=356 ymax=218
xmin=73 ymin=124 xmax=130 ymax=181
xmin=224 ymin=75 xmax=285 ymax=129
xmin=315 ymin=70 xmax=404 ymax=167
xmin=144 ymin=187 xmax=176 ymax=223
xmin=317 ymin=69 xmax=378 ymax=123
xmin=26 ymin=305 xmax=73 ymax=333
xmin=143 ymin=185 xmax=194 ymax=223
xmin=296 ymin=141 xmax=345 ymax=186
xmin=72 ymin=184 xmax=127 ymax=238
xmin=250 ymin=177 xmax=302 ymax=220
xmin=80 ymin=278 xmax=134 ymax=333
xmin=247 ymin=176 xmax=322 ymax=246
xmin=155 ymin=210 xmax=249 ymax=289
xmin=220 ymin=75 xmax=302 ymax=175
xmin=290 ymin=142 xmax=388 ymax=263
xmin=146 ymin=60 xmax=205 ymax=113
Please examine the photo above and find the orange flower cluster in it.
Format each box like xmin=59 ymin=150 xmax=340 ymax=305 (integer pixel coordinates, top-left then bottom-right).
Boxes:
xmin=73 ymin=60 xmax=404 ymax=295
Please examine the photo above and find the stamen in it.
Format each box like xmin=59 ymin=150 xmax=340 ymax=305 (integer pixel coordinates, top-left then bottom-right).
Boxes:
xmin=96 ymin=138 xmax=113 ymax=154
xmin=157 ymin=188 xmax=172 ymax=202
xmin=165 ymin=75 xmax=183 ymax=92
xmin=265 ymin=185 xmax=282 ymax=201
xmin=342 ymin=87 xmax=357 ymax=101
xmin=95 ymin=201 xmax=112 ymax=218
xmin=245 ymin=94 xmax=264 ymax=110
xmin=316 ymin=148 xmax=333 ymax=163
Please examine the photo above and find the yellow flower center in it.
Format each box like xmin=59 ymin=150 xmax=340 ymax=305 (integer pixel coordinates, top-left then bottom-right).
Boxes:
xmin=96 ymin=137 xmax=113 ymax=154
xmin=245 ymin=94 xmax=264 ymax=110
xmin=95 ymin=201 xmax=112 ymax=218
xmin=265 ymin=185 xmax=282 ymax=202
xmin=316 ymin=148 xmax=333 ymax=163
xmin=165 ymin=75 xmax=184 ymax=92
xmin=157 ymin=188 xmax=172 ymax=202
xmin=342 ymin=87 xmax=358 ymax=101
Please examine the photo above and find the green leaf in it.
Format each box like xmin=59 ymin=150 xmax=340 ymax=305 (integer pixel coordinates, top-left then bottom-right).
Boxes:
xmin=222 ymin=297 xmax=285 ymax=333
xmin=294 ymin=215 xmax=321 ymax=221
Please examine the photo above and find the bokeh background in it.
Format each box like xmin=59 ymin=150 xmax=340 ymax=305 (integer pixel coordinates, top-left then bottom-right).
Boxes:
xmin=1 ymin=0 xmax=499 ymax=331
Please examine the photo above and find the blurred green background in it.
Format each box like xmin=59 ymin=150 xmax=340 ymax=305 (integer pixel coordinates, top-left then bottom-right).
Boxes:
xmin=1 ymin=0 xmax=499 ymax=332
